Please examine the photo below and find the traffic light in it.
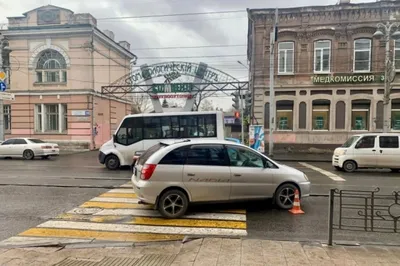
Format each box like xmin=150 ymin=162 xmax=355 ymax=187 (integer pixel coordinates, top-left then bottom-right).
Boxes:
xmin=244 ymin=91 xmax=253 ymax=117
xmin=231 ymin=91 xmax=240 ymax=110
xmin=234 ymin=111 xmax=240 ymax=119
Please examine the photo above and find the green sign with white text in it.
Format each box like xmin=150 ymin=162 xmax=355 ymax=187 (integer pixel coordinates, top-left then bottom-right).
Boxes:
xmin=151 ymin=83 xmax=194 ymax=94
xmin=311 ymin=74 xmax=384 ymax=84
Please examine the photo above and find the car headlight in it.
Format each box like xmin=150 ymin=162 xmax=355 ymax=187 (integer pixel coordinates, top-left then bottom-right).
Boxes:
xmin=335 ymin=149 xmax=347 ymax=156
xmin=303 ymin=173 xmax=309 ymax=181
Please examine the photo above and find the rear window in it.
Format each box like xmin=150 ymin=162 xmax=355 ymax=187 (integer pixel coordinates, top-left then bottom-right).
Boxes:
xmin=137 ymin=143 xmax=167 ymax=165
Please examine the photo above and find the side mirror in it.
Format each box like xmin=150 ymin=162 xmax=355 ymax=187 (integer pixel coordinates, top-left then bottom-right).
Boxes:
xmin=112 ymin=134 xmax=117 ymax=143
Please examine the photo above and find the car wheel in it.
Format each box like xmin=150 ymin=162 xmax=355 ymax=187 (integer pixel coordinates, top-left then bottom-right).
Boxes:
xmin=390 ymin=168 xmax=400 ymax=173
xmin=343 ymin=160 xmax=357 ymax=173
xmin=23 ymin=149 xmax=35 ymax=160
xmin=158 ymin=189 xmax=189 ymax=218
xmin=105 ymin=154 xmax=120 ymax=170
xmin=275 ymin=183 xmax=297 ymax=210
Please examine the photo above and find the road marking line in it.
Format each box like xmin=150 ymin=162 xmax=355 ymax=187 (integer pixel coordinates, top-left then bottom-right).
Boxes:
xmin=99 ymin=193 xmax=137 ymax=198
xmin=54 ymin=214 xmax=246 ymax=229
xmin=19 ymin=228 xmax=185 ymax=242
xmin=299 ymin=162 xmax=346 ymax=182
xmin=65 ymin=208 xmax=246 ymax=221
xmin=107 ymin=189 xmax=135 ymax=194
xmin=80 ymin=201 xmax=153 ymax=209
xmin=95 ymin=209 xmax=247 ymax=221
xmin=36 ymin=221 xmax=248 ymax=236
xmin=0 ymin=236 xmax=93 ymax=245
xmin=89 ymin=197 xmax=139 ymax=204
xmin=120 ymin=184 xmax=132 ymax=188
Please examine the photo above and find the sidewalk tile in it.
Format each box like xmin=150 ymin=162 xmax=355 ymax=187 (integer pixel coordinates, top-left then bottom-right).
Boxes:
xmin=193 ymin=238 xmax=222 ymax=266
xmin=281 ymin=241 xmax=309 ymax=264
xmin=322 ymin=246 xmax=353 ymax=260
xmin=216 ymin=238 xmax=241 ymax=266
xmin=331 ymin=259 xmax=357 ymax=266
xmin=303 ymin=245 xmax=331 ymax=261
xmin=241 ymin=239 xmax=264 ymax=265
xmin=140 ymin=242 xmax=182 ymax=255
xmin=171 ymin=239 xmax=202 ymax=265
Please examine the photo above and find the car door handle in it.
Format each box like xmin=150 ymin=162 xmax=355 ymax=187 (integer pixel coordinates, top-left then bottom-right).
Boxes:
xmin=380 ymin=150 xmax=383 ymax=154
xmin=187 ymin=173 xmax=195 ymax=177
xmin=372 ymin=149 xmax=376 ymax=152
xmin=233 ymin=174 xmax=241 ymax=177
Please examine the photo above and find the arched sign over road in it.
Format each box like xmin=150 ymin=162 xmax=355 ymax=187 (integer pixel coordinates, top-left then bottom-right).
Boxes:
xmin=102 ymin=61 xmax=247 ymax=112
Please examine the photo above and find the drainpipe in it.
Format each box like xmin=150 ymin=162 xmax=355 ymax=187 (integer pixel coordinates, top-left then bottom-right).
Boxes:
xmin=90 ymin=29 xmax=95 ymax=150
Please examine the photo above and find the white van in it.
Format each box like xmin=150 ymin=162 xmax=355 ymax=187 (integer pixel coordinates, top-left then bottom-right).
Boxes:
xmin=332 ymin=133 xmax=400 ymax=173
xmin=98 ymin=111 xmax=225 ymax=170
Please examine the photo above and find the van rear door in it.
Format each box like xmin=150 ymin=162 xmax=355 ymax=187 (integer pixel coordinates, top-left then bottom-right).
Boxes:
xmin=376 ymin=135 xmax=400 ymax=168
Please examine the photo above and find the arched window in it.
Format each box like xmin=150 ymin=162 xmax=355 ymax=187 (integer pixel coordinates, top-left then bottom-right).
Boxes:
xmin=36 ymin=49 xmax=67 ymax=83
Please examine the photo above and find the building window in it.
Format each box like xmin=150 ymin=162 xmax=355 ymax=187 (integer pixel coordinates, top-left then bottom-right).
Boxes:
xmin=354 ymin=39 xmax=371 ymax=72
xmin=312 ymin=100 xmax=330 ymax=130
xmin=278 ymin=42 xmax=294 ymax=74
xmin=351 ymin=100 xmax=370 ymax=130
xmin=391 ymin=99 xmax=400 ymax=130
xmin=3 ymin=105 xmax=11 ymax=131
xmin=36 ymin=49 xmax=67 ymax=83
xmin=314 ymin=40 xmax=331 ymax=73
xmin=34 ymin=103 xmax=67 ymax=133
xmin=276 ymin=100 xmax=293 ymax=130
xmin=395 ymin=40 xmax=400 ymax=71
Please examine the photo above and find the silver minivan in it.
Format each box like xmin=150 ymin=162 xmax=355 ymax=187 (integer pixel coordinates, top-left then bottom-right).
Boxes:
xmin=132 ymin=140 xmax=311 ymax=218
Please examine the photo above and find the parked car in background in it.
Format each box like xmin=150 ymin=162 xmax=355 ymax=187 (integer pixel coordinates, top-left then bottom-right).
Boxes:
xmin=132 ymin=139 xmax=310 ymax=218
xmin=0 ymin=138 xmax=59 ymax=160
xmin=333 ymin=133 xmax=400 ymax=173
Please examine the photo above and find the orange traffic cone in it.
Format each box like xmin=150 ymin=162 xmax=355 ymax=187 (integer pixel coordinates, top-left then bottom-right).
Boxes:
xmin=289 ymin=189 xmax=305 ymax=214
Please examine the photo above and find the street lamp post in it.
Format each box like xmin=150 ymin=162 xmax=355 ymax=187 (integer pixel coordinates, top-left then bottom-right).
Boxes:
xmin=373 ymin=21 xmax=400 ymax=133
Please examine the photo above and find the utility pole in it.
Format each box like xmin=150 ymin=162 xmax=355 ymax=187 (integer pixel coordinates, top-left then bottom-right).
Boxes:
xmin=0 ymin=39 xmax=4 ymax=142
xmin=269 ymin=8 xmax=278 ymax=157
xmin=373 ymin=22 xmax=400 ymax=132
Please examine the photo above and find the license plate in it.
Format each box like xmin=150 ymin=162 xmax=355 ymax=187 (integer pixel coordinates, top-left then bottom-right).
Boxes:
xmin=52 ymin=150 xmax=55 ymax=152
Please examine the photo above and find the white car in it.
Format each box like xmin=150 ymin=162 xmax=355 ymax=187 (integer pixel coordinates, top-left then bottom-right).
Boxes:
xmin=0 ymin=138 xmax=59 ymax=160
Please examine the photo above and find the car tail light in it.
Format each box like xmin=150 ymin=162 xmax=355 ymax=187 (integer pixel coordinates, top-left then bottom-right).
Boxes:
xmin=41 ymin=145 xmax=52 ymax=149
xmin=54 ymin=145 xmax=59 ymax=149
xmin=141 ymin=164 xmax=157 ymax=180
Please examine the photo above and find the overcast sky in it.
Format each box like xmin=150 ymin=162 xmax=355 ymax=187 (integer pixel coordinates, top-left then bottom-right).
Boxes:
xmin=1 ymin=0 xmax=374 ymax=110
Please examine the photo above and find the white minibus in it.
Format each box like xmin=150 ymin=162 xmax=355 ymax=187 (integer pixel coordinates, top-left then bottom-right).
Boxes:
xmin=99 ymin=111 xmax=225 ymax=170
xmin=333 ymin=133 xmax=400 ymax=173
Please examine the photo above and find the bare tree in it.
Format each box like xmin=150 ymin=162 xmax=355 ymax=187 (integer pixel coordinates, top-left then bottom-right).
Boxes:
xmin=193 ymin=89 xmax=216 ymax=111
xmin=131 ymin=94 xmax=152 ymax=114
xmin=199 ymin=99 xmax=215 ymax=111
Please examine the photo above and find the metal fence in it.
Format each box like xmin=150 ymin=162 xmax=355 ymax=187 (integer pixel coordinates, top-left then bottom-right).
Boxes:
xmin=328 ymin=188 xmax=400 ymax=245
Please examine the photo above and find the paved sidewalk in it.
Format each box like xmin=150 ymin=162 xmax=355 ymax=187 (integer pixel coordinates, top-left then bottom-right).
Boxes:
xmin=1 ymin=238 xmax=399 ymax=266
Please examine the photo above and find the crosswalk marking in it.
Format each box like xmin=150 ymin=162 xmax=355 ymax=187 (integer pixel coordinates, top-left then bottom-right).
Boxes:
xmin=19 ymin=228 xmax=185 ymax=242
xmin=0 ymin=182 xmax=247 ymax=246
xmin=36 ymin=221 xmax=248 ymax=236
xmin=55 ymin=214 xmax=246 ymax=229
xmin=89 ymin=197 xmax=139 ymax=203
xmin=299 ymin=162 xmax=346 ymax=182
xmin=99 ymin=192 xmax=137 ymax=198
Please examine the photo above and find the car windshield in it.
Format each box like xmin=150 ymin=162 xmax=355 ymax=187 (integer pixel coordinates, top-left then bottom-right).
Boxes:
xmin=137 ymin=143 xmax=168 ymax=165
xmin=28 ymin=139 xmax=45 ymax=143
xmin=341 ymin=136 xmax=360 ymax=148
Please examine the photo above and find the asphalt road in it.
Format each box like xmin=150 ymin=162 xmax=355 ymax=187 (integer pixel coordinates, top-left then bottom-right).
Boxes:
xmin=0 ymin=152 xmax=130 ymax=241
xmin=1 ymin=152 xmax=399 ymax=245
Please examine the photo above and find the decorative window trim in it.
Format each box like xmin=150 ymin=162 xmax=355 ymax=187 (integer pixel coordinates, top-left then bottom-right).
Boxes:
xmin=34 ymin=103 xmax=68 ymax=134
xmin=29 ymin=44 xmax=70 ymax=70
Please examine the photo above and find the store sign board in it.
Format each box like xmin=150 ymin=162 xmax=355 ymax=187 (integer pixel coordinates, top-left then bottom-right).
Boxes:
xmin=311 ymin=74 xmax=385 ymax=84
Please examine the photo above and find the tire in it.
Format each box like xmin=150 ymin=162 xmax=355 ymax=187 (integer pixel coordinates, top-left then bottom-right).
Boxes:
xmin=23 ymin=149 xmax=35 ymax=160
xmin=343 ymin=160 xmax=357 ymax=173
xmin=105 ymin=154 xmax=120 ymax=170
xmin=334 ymin=166 xmax=342 ymax=171
xmin=158 ymin=189 xmax=189 ymax=218
xmin=274 ymin=183 xmax=298 ymax=210
xmin=390 ymin=168 xmax=400 ymax=173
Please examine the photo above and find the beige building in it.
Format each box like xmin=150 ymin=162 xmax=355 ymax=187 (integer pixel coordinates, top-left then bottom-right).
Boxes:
xmin=247 ymin=0 xmax=400 ymax=149
xmin=1 ymin=5 xmax=137 ymax=150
